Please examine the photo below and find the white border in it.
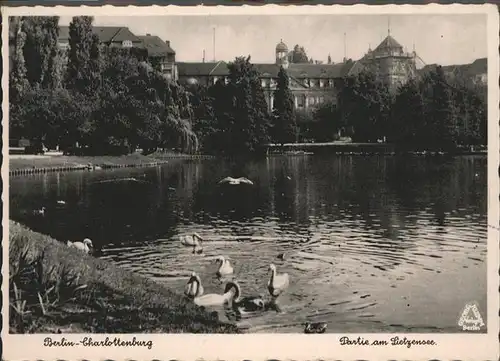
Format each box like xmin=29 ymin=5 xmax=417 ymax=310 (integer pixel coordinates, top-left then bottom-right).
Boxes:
xmin=2 ymin=4 xmax=499 ymax=361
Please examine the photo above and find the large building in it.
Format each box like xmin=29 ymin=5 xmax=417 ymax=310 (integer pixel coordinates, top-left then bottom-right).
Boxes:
xmin=176 ymin=35 xmax=423 ymax=112
xmin=57 ymin=26 xmax=177 ymax=80
xmin=8 ymin=19 xmax=487 ymax=111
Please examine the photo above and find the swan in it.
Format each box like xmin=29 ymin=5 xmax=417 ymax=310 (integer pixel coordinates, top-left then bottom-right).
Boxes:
xmin=268 ymin=263 xmax=289 ymax=298
xmin=56 ymin=200 xmax=66 ymax=205
xmin=218 ymin=177 xmax=254 ymax=186
xmin=192 ymin=240 xmax=203 ymax=255
xmin=33 ymin=207 xmax=46 ymax=216
xmin=193 ymin=281 xmax=239 ymax=307
xmin=304 ymin=322 xmax=327 ymax=334
xmin=229 ymin=282 xmax=266 ymax=313
xmin=277 ymin=253 xmax=286 ymax=261
xmin=179 ymin=232 xmax=203 ymax=246
xmin=215 ymin=256 xmax=234 ymax=276
xmin=67 ymin=238 xmax=93 ymax=254
xmin=184 ymin=272 xmax=204 ymax=298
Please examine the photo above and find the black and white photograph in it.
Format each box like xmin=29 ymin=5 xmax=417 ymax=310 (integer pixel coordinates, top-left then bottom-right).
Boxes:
xmin=2 ymin=3 xmax=499 ymax=361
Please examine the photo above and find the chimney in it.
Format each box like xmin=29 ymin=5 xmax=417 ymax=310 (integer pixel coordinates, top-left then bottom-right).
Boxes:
xmin=203 ymin=49 xmax=205 ymax=63
xmin=146 ymin=33 xmax=151 ymax=36
xmin=166 ymin=40 xmax=170 ymax=47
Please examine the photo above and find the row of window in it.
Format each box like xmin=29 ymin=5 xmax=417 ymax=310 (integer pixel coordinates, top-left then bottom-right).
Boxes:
xmin=295 ymin=95 xmax=326 ymax=108
xmin=261 ymin=78 xmax=335 ymax=88
xmin=208 ymin=76 xmax=336 ymax=88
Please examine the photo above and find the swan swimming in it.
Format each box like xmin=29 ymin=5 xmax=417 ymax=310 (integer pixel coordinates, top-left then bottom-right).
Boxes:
xmin=227 ymin=281 xmax=266 ymax=314
xmin=192 ymin=281 xmax=240 ymax=307
xmin=192 ymin=240 xmax=203 ymax=255
xmin=67 ymin=238 xmax=93 ymax=254
xmin=215 ymin=256 xmax=234 ymax=276
xmin=218 ymin=177 xmax=254 ymax=186
xmin=267 ymin=263 xmax=290 ymax=298
xmin=179 ymin=232 xmax=203 ymax=246
xmin=33 ymin=207 xmax=46 ymax=216
xmin=184 ymin=272 xmax=204 ymax=298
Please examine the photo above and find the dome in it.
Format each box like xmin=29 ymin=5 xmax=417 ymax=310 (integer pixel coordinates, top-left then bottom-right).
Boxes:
xmin=276 ymin=40 xmax=288 ymax=52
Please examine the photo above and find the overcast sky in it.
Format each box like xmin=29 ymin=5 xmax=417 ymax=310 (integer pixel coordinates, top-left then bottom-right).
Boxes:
xmin=58 ymin=14 xmax=487 ymax=66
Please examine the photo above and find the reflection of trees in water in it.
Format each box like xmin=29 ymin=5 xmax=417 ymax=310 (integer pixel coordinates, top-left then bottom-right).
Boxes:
xmin=9 ymin=155 xmax=486 ymax=254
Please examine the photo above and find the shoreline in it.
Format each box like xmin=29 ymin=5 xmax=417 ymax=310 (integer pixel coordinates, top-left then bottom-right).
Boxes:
xmin=8 ymin=153 xmax=215 ymax=176
xmin=8 ymin=220 xmax=240 ymax=334
xmin=7 ymin=148 xmax=488 ymax=177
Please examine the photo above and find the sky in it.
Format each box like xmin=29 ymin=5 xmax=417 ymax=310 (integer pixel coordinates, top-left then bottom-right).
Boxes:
xmin=58 ymin=14 xmax=487 ymax=66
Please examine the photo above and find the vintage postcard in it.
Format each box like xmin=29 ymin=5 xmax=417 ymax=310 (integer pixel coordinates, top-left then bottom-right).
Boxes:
xmin=2 ymin=3 xmax=499 ymax=360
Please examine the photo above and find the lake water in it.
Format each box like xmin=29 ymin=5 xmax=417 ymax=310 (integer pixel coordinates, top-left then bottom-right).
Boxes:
xmin=9 ymin=155 xmax=488 ymax=333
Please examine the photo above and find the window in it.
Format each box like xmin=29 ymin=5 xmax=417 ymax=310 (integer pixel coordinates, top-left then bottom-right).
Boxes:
xmin=303 ymin=78 xmax=309 ymax=86
xmin=122 ymin=40 xmax=133 ymax=48
xmin=261 ymin=79 xmax=267 ymax=87
xmin=212 ymin=76 xmax=219 ymax=85
xmin=297 ymin=95 xmax=305 ymax=108
xmin=329 ymin=79 xmax=334 ymax=87
xmin=309 ymin=97 xmax=315 ymax=106
xmin=319 ymin=79 xmax=325 ymax=88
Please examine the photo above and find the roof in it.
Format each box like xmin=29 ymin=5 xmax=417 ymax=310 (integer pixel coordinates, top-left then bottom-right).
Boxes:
xmin=177 ymin=61 xmax=229 ymax=76
xmin=58 ymin=26 xmax=142 ymax=45
xmin=276 ymin=41 xmax=288 ymax=52
xmin=137 ymin=35 xmax=175 ymax=56
xmin=418 ymin=58 xmax=487 ymax=80
xmin=254 ymin=64 xmax=281 ymax=77
xmin=469 ymin=57 xmax=487 ymax=74
xmin=177 ymin=61 xmax=353 ymax=79
xmin=374 ymin=35 xmax=404 ymax=53
xmin=287 ymin=63 xmax=351 ymax=78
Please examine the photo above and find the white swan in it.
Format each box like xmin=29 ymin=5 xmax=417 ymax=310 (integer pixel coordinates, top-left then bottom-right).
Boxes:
xmin=179 ymin=232 xmax=203 ymax=246
xmin=218 ymin=177 xmax=254 ymax=186
xmin=67 ymin=238 xmax=93 ymax=254
xmin=192 ymin=240 xmax=203 ymax=255
xmin=215 ymin=256 xmax=233 ymax=277
xmin=33 ymin=207 xmax=46 ymax=216
xmin=268 ymin=263 xmax=290 ymax=298
xmin=57 ymin=200 xmax=66 ymax=205
xmin=222 ymin=281 xmax=266 ymax=314
xmin=193 ymin=281 xmax=239 ymax=307
xmin=184 ymin=272 xmax=204 ymax=298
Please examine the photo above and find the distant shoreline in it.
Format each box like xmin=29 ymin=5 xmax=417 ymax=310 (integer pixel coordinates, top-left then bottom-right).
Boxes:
xmin=8 ymin=147 xmax=488 ymax=177
xmin=8 ymin=152 xmax=214 ymax=176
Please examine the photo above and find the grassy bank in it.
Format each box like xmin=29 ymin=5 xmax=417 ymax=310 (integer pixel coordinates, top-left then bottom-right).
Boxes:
xmin=8 ymin=220 xmax=239 ymax=334
xmin=8 ymin=152 xmax=214 ymax=175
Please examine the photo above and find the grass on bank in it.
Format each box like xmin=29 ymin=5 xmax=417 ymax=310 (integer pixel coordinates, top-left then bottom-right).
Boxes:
xmin=8 ymin=152 xmax=181 ymax=171
xmin=8 ymin=220 xmax=239 ymax=334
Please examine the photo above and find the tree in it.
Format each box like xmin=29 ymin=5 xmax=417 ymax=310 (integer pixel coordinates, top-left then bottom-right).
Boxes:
xmin=423 ymin=66 xmax=457 ymax=150
xmin=391 ymin=78 xmax=425 ymax=149
xmin=337 ymin=70 xmax=391 ymax=142
xmin=22 ymin=16 xmax=60 ymax=88
xmin=290 ymin=45 xmax=309 ymax=64
xmin=272 ymin=66 xmax=297 ymax=145
xmin=43 ymin=16 xmax=63 ymax=89
xmin=66 ymin=16 xmax=102 ymax=95
xmin=9 ymin=17 xmax=29 ymax=101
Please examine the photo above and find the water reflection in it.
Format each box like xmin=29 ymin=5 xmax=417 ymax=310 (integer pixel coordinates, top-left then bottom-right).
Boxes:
xmin=9 ymin=155 xmax=487 ymax=333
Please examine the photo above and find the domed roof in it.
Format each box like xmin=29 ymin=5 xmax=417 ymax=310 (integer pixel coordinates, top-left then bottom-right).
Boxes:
xmin=276 ymin=40 xmax=288 ymax=52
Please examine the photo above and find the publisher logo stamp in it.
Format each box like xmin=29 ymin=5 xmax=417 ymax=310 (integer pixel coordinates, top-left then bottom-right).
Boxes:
xmin=458 ymin=302 xmax=485 ymax=331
